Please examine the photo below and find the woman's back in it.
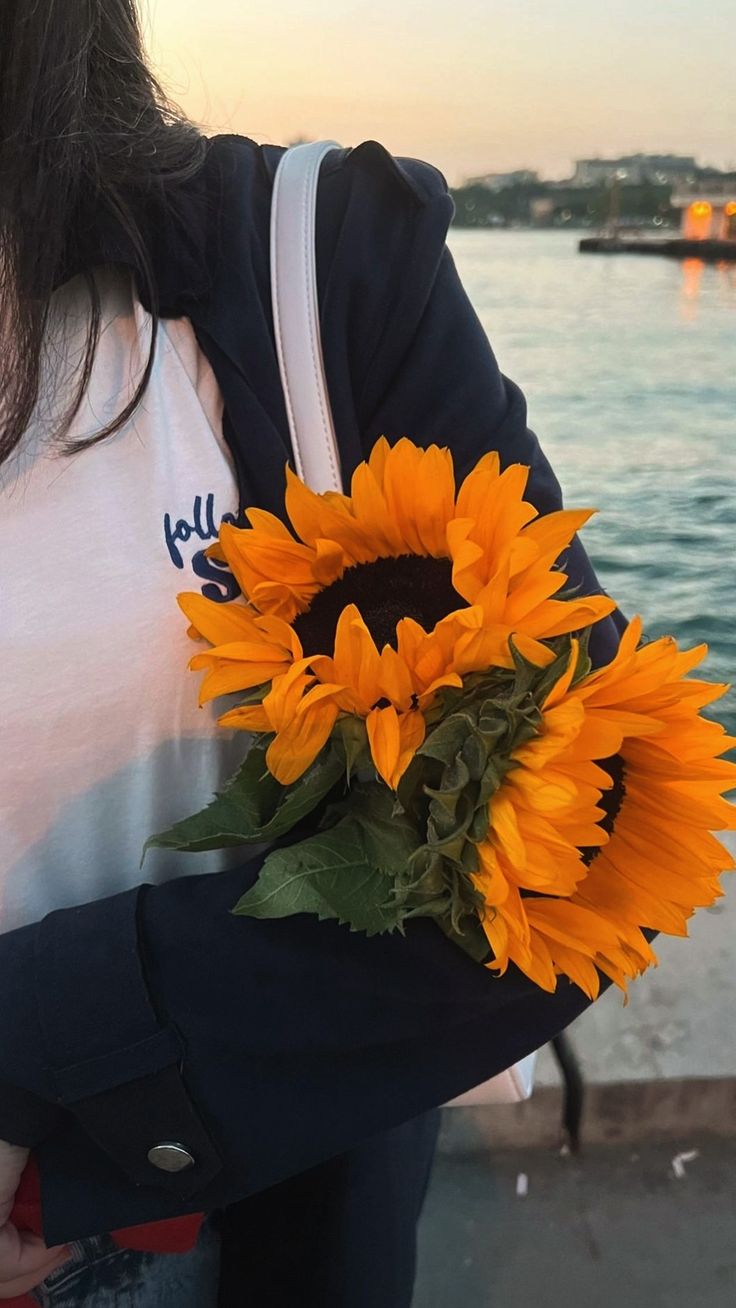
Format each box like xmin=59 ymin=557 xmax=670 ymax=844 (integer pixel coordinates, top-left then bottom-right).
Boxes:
xmin=0 ymin=267 xmax=245 ymax=932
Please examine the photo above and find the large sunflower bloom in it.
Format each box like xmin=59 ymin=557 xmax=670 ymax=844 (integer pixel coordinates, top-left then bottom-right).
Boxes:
xmin=180 ymin=438 xmax=615 ymax=786
xmin=475 ymin=618 xmax=736 ymax=997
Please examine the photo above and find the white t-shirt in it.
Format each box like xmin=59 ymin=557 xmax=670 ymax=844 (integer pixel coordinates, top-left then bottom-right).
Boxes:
xmin=0 ymin=267 xmax=249 ymax=933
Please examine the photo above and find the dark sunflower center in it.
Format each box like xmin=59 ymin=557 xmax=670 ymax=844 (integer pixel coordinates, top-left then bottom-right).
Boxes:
xmin=579 ymin=753 xmax=627 ymax=867
xmin=293 ymin=554 xmax=466 ymax=654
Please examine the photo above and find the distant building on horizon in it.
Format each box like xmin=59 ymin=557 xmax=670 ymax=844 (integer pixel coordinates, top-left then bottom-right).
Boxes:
xmin=571 ymin=154 xmax=697 ymax=187
xmin=465 ymin=168 xmax=540 ymax=191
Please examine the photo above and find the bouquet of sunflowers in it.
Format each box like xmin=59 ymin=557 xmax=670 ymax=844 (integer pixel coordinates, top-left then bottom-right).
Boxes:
xmin=146 ymin=438 xmax=736 ymax=1000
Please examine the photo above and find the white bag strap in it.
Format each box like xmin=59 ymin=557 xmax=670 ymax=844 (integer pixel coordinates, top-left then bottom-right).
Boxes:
xmin=269 ymin=141 xmax=536 ymax=1110
xmin=270 ymin=139 xmax=344 ymax=494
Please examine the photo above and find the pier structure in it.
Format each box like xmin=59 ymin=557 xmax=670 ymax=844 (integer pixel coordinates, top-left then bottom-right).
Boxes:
xmin=580 ymin=179 xmax=736 ymax=261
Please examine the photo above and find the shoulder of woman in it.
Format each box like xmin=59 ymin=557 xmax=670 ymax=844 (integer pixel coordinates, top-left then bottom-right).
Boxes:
xmin=201 ymin=134 xmax=455 ymax=279
xmin=117 ymin=132 xmax=455 ymax=329
xmin=205 ymin=130 xmax=453 ymax=209
xmin=198 ymin=134 xmax=457 ymax=426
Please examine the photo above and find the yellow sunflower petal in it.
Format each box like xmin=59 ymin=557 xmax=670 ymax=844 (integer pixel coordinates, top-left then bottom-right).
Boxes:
xmin=328 ymin=604 xmax=383 ymax=713
xmin=474 ymin=840 xmax=511 ymax=905
xmin=218 ymin=703 xmax=271 ymax=732
xmin=525 ymin=899 xmax=622 ymax=956
xmin=454 ymin=449 xmax=502 ymax=521
xmin=522 ymin=593 xmax=617 ymax=638
xmin=413 ymin=445 xmax=456 ymax=555
xmin=194 ymin=660 xmax=289 ymax=705
xmin=312 ymin=538 xmax=346 ymax=586
xmin=520 ymin=508 xmax=598 ymax=562
xmin=503 ymin=570 xmax=568 ymax=623
xmin=243 ymin=507 xmax=295 ymax=539
xmin=548 ymin=941 xmax=601 ymax=1000
xmin=265 ymin=702 xmax=340 ymax=785
xmin=465 ymin=464 xmax=537 ymax=572
xmin=378 ymin=645 xmax=416 ymax=711
xmin=366 ymin=705 xmax=425 ymax=789
xmin=507 ymin=631 xmax=559 ymax=668
xmin=446 ymin=519 xmax=486 ymax=602
xmin=348 ymin=461 xmax=405 ymax=557
xmin=381 ymin=439 xmax=453 ymax=556
xmin=367 ymin=436 xmax=391 ymax=485
xmin=191 ymin=639 xmax=292 ymax=666
xmin=542 ymin=639 xmax=580 ymax=710
xmin=508 ymin=927 xmax=558 ymax=992
xmin=261 ymin=660 xmax=317 ymax=730
xmin=178 ymin=593 xmax=261 ymax=646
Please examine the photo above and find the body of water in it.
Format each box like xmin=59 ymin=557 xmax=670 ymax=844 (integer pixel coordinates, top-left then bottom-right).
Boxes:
xmin=448 ymin=229 xmax=736 ymax=756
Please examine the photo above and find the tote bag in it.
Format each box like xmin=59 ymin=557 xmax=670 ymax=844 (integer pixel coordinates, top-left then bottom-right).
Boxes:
xmin=269 ymin=139 xmax=537 ymax=1106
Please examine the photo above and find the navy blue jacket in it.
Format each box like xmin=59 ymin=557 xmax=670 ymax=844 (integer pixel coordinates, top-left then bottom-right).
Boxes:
xmin=0 ymin=136 xmax=628 ymax=1245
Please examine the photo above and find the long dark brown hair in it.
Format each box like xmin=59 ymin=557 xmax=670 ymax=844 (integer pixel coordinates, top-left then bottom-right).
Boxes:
xmin=0 ymin=0 xmax=207 ymax=467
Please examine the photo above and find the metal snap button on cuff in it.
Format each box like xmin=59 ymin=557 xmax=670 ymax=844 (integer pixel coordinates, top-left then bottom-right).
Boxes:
xmin=147 ymin=1142 xmax=196 ymax=1173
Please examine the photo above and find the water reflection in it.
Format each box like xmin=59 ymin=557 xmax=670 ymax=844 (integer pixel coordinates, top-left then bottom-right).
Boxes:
xmin=679 ymin=257 xmax=736 ymax=319
xmin=716 ymin=261 xmax=736 ymax=298
xmin=679 ymin=258 xmax=704 ymax=321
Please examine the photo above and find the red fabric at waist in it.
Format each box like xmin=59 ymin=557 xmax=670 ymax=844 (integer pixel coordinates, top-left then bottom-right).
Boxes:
xmin=7 ymin=1158 xmax=205 ymax=1307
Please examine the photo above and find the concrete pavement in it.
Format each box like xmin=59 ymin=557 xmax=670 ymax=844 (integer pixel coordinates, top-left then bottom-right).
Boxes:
xmin=414 ymin=1137 xmax=736 ymax=1308
xmin=411 ymin=832 xmax=736 ymax=1306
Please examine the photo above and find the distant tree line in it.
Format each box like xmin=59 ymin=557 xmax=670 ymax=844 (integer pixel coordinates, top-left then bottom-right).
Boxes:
xmin=449 ymin=180 xmax=680 ymax=229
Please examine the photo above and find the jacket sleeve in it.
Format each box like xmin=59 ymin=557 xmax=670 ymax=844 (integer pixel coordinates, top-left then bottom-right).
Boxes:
xmin=0 ymin=847 xmax=610 ymax=1245
xmin=0 ymin=140 xmax=629 ymax=1244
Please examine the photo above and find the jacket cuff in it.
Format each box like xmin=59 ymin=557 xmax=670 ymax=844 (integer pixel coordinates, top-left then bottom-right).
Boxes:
xmin=31 ymin=887 xmax=223 ymax=1200
xmin=0 ymin=1080 xmax=64 ymax=1149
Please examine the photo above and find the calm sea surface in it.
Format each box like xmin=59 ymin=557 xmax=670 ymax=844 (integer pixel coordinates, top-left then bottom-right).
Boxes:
xmin=448 ymin=228 xmax=736 ymax=762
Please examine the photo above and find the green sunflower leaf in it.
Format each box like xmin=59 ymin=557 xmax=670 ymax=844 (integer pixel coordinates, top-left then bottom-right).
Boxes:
xmin=572 ymin=626 xmax=593 ymax=684
xmin=438 ymin=913 xmax=493 ymax=964
xmin=417 ymin=714 xmax=471 ymax=766
xmin=506 ymin=635 xmax=544 ymax=696
xmin=460 ymin=729 xmax=488 ymax=781
xmin=232 ymin=785 xmax=422 ymax=934
xmin=141 ymin=743 xmax=345 ymax=862
xmin=335 ymin=715 xmax=372 ymax=777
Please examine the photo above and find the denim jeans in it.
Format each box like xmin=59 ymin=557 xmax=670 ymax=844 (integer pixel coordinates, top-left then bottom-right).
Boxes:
xmin=29 ymin=1219 xmax=220 ymax=1308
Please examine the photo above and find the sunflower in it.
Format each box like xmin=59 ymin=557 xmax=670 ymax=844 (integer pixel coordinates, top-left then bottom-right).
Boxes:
xmin=180 ymin=438 xmax=615 ymax=787
xmin=474 ymin=616 xmax=736 ymax=997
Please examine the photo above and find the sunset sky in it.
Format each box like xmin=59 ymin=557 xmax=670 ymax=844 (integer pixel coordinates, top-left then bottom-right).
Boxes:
xmin=146 ymin=0 xmax=735 ymax=186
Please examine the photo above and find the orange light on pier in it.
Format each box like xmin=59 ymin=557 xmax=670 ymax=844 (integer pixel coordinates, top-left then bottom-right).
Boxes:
xmin=683 ymin=200 xmax=714 ymax=239
xmin=725 ymin=202 xmax=736 ymax=217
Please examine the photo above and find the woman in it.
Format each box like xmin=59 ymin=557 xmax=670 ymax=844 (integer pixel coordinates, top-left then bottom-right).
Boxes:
xmin=0 ymin=2 xmax=629 ymax=1304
